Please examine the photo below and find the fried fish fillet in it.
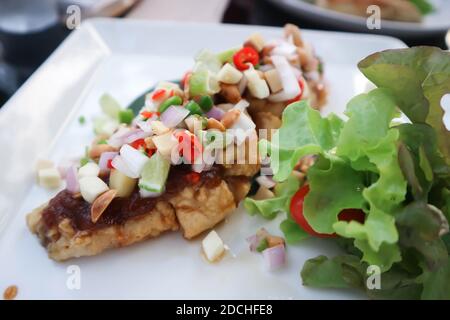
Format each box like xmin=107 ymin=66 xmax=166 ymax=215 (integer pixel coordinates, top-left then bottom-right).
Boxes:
xmin=315 ymin=0 xmax=422 ymax=22
xmin=27 ymin=165 xmax=255 ymax=261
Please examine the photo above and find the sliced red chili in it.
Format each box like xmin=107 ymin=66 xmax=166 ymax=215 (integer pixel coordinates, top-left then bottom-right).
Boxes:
xmin=147 ymin=148 xmax=156 ymax=158
xmin=182 ymin=71 xmax=192 ymax=89
xmin=140 ymin=111 xmax=160 ymax=119
xmin=287 ymin=79 xmax=305 ymax=104
xmin=107 ymin=159 xmax=114 ymax=169
xmin=175 ymin=131 xmax=203 ymax=164
xmin=233 ymin=47 xmax=259 ymax=71
xmin=130 ymin=139 xmax=146 ymax=150
xmin=152 ymin=89 xmax=167 ymax=101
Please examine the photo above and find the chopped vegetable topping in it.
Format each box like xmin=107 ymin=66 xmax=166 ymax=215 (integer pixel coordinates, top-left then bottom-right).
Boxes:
xmin=138 ymin=152 xmax=171 ymax=193
xmin=233 ymin=47 xmax=259 ymax=71
xmin=159 ymin=95 xmax=182 ymax=113
xmin=197 ymin=95 xmax=213 ymax=112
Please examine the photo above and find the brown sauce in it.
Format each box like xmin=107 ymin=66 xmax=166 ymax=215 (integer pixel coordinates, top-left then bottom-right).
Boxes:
xmin=41 ymin=165 xmax=224 ymax=232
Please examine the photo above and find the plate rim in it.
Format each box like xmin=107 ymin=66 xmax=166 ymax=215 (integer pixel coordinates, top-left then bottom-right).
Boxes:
xmin=268 ymin=0 xmax=450 ymax=35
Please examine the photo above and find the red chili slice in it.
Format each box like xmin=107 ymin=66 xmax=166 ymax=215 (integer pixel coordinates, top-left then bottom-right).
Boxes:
xmin=175 ymin=131 xmax=203 ymax=164
xmin=151 ymin=89 xmax=167 ymax=101
xmin=130 ymin=139 xmax=146 ymax=150
xmin=287 ymin=79 xmax=305 ymax=104
xmin=233 ymin=47 xmax=259 ymax=71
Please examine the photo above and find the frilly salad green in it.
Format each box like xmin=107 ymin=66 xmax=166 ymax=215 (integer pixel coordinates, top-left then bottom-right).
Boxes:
xmin=245 ymin=47 xmax=450 ymax=299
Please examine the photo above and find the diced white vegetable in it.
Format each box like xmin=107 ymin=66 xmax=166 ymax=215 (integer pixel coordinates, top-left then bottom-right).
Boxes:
xmin=78 ymin=162 xmax=100 ymax=178
xmin=244 ymin=69 xmax=270 ymax=99
xmin=111 ymin=155 xmax=139 ymax=179
xmin=151 ymin=121 xmax=170 ymax=136
xmin=233 ymin=99 xmax=249 ymax=112
xmin=107 ymin=126 xmax=132 ymax=148
xmin=152 ymin=132 xmax=178 ymax=157
xmin=184 ymin=115 xmax=204 ymax=133
xmin=268 ymin=55 xmax=300 ymax=102
xmin=109 ymin=169 xmax=137 ymax=198
xmin=38 ymin=168 xmax=61 ymax=189
xmin=217 ymin=63 xmax=243 ymax=84
xmin=247 ymin=33 xmax=265 ymax=51
xmin=264 ymin=69 xmax=283 ymax=93
xmin=79 ymin=176 xmax=109 ymax=203
xmin=120 ymin=144 xmax=149 ymax=176
xmin=271 ymin=41 xmax=297 ymax=57
xmin=230 ymin=112 xmax=256 ymax=145
xmin=202 ymin=230 xmax=225 ymax=262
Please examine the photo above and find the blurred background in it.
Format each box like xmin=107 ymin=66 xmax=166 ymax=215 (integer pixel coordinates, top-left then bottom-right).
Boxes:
xmin=0 ymin=0 xmax=449 ymax=108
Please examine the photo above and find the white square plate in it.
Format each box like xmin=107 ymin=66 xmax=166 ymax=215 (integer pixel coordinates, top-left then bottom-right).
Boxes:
xmin=0 ymin=19 xmax=406 ymax=299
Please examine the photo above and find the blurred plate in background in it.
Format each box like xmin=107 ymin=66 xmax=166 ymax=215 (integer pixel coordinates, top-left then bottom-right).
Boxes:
xmin=267 ymin=0 xmax=450 ymax=38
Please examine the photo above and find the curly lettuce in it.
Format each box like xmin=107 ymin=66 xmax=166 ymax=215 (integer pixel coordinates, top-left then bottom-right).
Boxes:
xmin=244 ymin=46 xmax=450 ymax=300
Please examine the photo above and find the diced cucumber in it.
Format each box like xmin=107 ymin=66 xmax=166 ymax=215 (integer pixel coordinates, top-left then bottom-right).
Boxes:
xmin=138 ymin=152 xmax=171 ymax=193
xmin=100 ymin=93 xmax=122 ymax=119
xmin=217 ymin=47 xmax=239 ymax=64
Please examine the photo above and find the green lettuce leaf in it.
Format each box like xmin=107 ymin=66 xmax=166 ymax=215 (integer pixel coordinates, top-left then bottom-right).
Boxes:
xmin=354 ymin=240 xmax=401 ymax=272
xmin=358 ymin=47 xmax=450 ymax=161
xmin=261 ymin=101 xmax=342 ymax=181
xmin=421 ymin=259 xmax=450 ymax=300
xmin=409 ymin=0 xmax=434 ymax=15
xmin=301 ymin=255 xmax=365 ymax=289
xmin=280 ymin=217 xmax=309 ymax=244
xmin=303 ymin=155 xmax=366 ymax=234
xmin=243 ymin=173 xmax=300 ymax=219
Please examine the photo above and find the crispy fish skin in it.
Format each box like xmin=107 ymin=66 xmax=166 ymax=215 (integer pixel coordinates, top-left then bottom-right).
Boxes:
xmin=170 ymin=180 xmax=237 ymax=239
xmin=27 ymin=201 xmax=179 ymax=261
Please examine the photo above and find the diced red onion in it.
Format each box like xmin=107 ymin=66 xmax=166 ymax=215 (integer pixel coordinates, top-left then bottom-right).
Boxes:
xmin=111 ymin=155 xmax=139 ymax=179
xmin=65 ymin=165 xmax=79 ymax=194
xmin=136 ymin=119 xmax=154 ymax=133
xmin=246 ymin=234 xmax=261 ymax=252
xmin=262 ymin=244 xmax=286 ymax=270
xmin=57 ymin=166 xmax=67 ymax=179
xmin=206 ymin=106 xmax=225 ymax=120
xmin=256 ymin=175 xmax=276 ymax=189
xmin=120 ymin=144 xmax=149 ymax=176
xmin=260 ymin=166 xmax=273 ymax=176
xmin=123 ymin=129 xmax=151 ymax=144
xmin=161 ymin=106 xmax=190 ymax=128
xmin=268 ymin=55 xmax=300 ymax=102
xmin=107 ymin=127 xmax=132 ymax=148
xmin=98 ymin=151 xmax=118 ymax=173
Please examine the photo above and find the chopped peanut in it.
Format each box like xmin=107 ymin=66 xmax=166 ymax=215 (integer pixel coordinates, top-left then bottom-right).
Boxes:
xmin=151 ymin=120 xmax=170 ymax=135
xmin=220 ymin=83 xmax=242 ymax=104
xmin=89 ymin=144 xmax=117 ymax=159
xmin=221 ymin=109 xmax=241 ymax=129
xmin=207 ymin=118 xmax=226 ymax=132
